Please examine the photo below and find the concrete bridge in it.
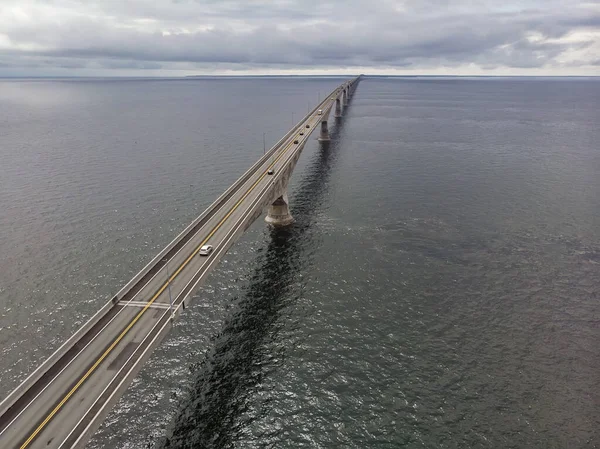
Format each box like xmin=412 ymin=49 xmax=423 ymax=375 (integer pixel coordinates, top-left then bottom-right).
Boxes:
xmin=0 ymin=76 xmax=360 ymax=449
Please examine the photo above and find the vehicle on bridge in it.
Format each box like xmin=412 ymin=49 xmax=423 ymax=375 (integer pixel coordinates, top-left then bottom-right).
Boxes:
xmin=198 ymin=245 xmax=213 ymax=256
xmin=317 ymin=109 xmax=323 ymax=115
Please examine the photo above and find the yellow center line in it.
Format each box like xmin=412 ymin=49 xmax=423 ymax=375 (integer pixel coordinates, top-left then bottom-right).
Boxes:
xmin=19 ymin=118 xmax=317 ymax=449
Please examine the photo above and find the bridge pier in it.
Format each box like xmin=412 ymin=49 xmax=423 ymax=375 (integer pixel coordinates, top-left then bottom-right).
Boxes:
xmin=334 ymin=98 xmax=342 ymax=118
xmin=343 ymin=89 xmax=348 ymax=106
xmin=265 ymin=193 xmax=294 ymax=226
xmin=318 ymin=120 xmax=330 ymax=141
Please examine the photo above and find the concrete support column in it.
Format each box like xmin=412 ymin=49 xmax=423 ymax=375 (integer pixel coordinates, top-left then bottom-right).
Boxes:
xmin=265 ymin=193 xmax=294 ymax=226
xmin=334 ymin=98 xmax=342 ymax=118
xmin=318 ymin=120 xmax=330 ymax=141
xmin=343 ymin=89 xmax=348 ymax=106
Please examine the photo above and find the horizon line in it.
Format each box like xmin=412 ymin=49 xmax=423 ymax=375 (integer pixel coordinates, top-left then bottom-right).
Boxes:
xmin=1 ymin=74 xmax=599 ymax=79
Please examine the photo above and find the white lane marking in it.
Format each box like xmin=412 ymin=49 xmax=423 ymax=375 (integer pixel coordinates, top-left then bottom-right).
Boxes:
xmin=119 ymin=301 xmax=172 ymax=310
xmin=6 ymin=84 xmax=349 ymax=445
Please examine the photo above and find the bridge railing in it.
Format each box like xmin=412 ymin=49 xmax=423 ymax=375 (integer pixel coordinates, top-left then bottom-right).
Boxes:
xmin=0 ymin=78 xmax=357 ymax=419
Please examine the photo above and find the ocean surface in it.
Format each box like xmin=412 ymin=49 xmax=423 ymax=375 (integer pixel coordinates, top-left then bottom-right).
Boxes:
xmin=0 ymin=76 xmax=599 ymax=449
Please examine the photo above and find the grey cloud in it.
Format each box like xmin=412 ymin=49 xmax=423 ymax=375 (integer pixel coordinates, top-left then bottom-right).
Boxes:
xmin=0 ymin=0 xmax=598 ymax=75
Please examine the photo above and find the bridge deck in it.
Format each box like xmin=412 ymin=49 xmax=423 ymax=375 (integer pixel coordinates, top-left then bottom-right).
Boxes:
xmin=0 ymin=78 xmax=358 ymax=449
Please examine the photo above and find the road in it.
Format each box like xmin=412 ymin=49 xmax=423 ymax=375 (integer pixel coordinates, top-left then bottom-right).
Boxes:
xmin=0 ymin=78 xmax=358 ymax=449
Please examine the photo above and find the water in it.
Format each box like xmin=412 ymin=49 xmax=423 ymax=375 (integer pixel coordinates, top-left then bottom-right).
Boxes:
xmin=0 ymin=77 xmax=599 ymax=449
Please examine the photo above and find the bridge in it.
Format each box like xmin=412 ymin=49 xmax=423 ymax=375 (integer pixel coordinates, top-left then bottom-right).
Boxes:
xmin=0 ymin=76 xmax=360 ymax=449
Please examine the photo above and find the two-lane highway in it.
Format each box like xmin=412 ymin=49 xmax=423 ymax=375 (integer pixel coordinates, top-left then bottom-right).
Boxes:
xmin=0 ymin=77 xmax=359 ymax=449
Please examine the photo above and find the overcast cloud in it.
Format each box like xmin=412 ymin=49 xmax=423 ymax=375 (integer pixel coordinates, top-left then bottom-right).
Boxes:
xmin=0 ymin=0 xmax=599 ymax=76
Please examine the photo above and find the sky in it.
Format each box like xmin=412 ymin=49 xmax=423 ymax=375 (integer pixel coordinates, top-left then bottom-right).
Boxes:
xmin=0 ymin=0 xmax=599 ymax=76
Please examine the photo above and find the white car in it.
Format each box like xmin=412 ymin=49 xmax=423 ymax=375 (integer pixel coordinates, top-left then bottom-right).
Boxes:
xmin=317 ymin=109 xmax=323 ymax=115
xmin=199 ymin=244 xmax=213 ymax=256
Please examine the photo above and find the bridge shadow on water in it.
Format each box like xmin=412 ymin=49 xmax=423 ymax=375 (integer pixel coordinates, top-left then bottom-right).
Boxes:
xmin=158 ymin=120 xmax=347 ymax=449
